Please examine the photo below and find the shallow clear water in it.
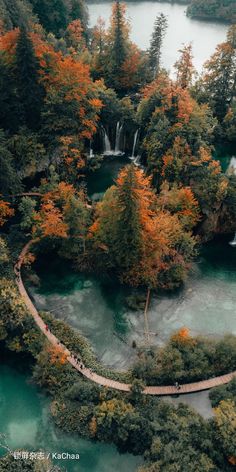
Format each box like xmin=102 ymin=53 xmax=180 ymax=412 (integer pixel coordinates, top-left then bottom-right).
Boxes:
xmin=87 ymin=0 xmax=228 ymax=73
xmin=29 ymin=236 xmax=236 ymax=371
xmin=165 ymin=390 xmax=214 ymax=419
xmin=0 ymin=365 xmax=142 ymax=471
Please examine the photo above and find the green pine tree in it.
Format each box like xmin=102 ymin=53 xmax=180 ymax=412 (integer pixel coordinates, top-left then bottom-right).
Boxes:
xmin=31 ymin=0 xmax=68 ymax=35
xmin=0 ymin=130 xmax=22 ymax=194
xmin=114 ymin=165 xmax=142 ymax=270
xmin=15 ymin=28 xmax=44 ymax=130
xmin=70 ymin=0 xmax=88 ymax=31
xmin=149 ymin=13 xmax=168 ymax=79
xmin=108 ymin=0 xmax=128 ymax=91
xmin=0 ymin=57 xmax=21 ymax=133
xmin=2 ymin=0 xmax=35 ymax=30
xmin=202 ymin=25 xmax=236 ymax=122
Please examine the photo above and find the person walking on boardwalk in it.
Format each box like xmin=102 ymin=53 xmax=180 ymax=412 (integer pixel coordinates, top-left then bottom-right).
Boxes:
xmin=175 ymin=381 xmax=181 ymax=391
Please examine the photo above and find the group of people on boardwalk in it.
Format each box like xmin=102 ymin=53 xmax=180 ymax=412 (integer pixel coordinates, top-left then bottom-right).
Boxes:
xmin=44 ymin=322 xmax=91 ymax=375
xmin=71 ymin=352 xmax=84 ymax=371
xmin=15 ymin=265 xmax=21 ymax=282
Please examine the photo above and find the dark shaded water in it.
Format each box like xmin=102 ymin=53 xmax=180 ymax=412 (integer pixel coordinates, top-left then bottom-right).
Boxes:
xmin=87 ymin=155 xmax=131 ymax=200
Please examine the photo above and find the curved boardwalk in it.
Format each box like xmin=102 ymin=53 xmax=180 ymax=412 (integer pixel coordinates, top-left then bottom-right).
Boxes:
xmin=15 ymin=240 xmax=236 ymax=396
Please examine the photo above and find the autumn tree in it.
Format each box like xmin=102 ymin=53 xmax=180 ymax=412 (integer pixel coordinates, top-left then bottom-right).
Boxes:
xmin=90 ymin=3 xmax=146 ymax=91
xmin=0 ymin=27 xmax=102 ymax=157
xmin=29 ymin=181 xmax=91 ymax=255
xmin=151 ymin=136 xmax=231 ymax=234
xmin=70 ymin=0 xmax=89 ymax=31
xmin=138 ymin=77 xmax=216 ymax=187
xmin=65 ymin=19 xmax=86 ymax=52
xmin=149 ymin=13 xmax=168 ymax=79
xmin=40 ymin=53 xmax=102 ymax=159
xmin=90 ymin=164 xmax=196 ymax=288
xmin=174 ymin=43 xmax=195 ymax=89
xmin=0 ymin=198 xmax=14 ymax=226
xmin=158 ymin=182 xmax=200 ymax=230
xmin=32 ymin=198 xmax=68 ymax=239
xmin=91 ymin=17 xmax=107 ymax=78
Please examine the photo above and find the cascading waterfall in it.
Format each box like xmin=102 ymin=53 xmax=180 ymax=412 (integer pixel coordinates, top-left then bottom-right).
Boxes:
xmin=115 ymin=121 xmax=123 ymax=154
xmin=103 ymin=127 xmax=112 ymax=155
xmin=130 ymin=129 xmax=140 ymax=165
xmin=131 ymin=129 xmax=139 ymax=159
xmin=89 ymin=140 xmax=94 ymax=158
xmin=227 ymin=156 xmax=236 ymax=176
xmin=229 ymin=232 xmax=236 ymax=247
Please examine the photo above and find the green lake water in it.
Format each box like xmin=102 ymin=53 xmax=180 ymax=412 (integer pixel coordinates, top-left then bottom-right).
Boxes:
xmin=87 ymin=155 xmax=131 ymax=200
xmin=6 ymin=154 xmax=234 ymax=455
xmin=29 ymin=235 xmax=236 ymax=371
xmin=29 ymin=155 xmax=236 ymax=371
xmin=0 ymin=365 xmax=142 ymax=471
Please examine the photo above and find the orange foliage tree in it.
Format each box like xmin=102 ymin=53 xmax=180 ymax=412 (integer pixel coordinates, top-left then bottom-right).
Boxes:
xmin=90 ymin=164 xmax=196 ymax=288
xmin=171 ymin=327 xmax=196 ymax=347
xmin=0 ymin=199 xmax=14 ymax=226
xmin=30 ymin=181 xmax=91 ymax=253
xmin=138 ymin=74 xmax=216 ymax=188
xmin=174 ymin=43 xmax=195 ymax=89
xmin=0 ymin=27 xmax=103 ymax=165
xmin=90 ymin=3 xmax=147 ymax=90
xmin=32 ymin=199 xmax=68 ymax=239
xmin=158 ymin=182 xmax=200 ymax=230
xmin=66 ymin=19 xmax=86 ymax=51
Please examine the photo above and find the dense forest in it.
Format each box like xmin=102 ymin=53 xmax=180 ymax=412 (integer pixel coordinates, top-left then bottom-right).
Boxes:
xmin=0 ymin=0 xmax=236 ymax=471
xmin=187 ymin=0 xmax=236 ymax=23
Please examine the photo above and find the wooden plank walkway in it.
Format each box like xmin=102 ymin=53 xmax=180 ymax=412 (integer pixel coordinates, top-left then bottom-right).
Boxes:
xmin=14 ymin=240 xmax=236 ymax=396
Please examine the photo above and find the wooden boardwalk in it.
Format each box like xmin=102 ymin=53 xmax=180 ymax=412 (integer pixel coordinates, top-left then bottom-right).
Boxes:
xmin=15 ymin=241 xmax=236 ymax=396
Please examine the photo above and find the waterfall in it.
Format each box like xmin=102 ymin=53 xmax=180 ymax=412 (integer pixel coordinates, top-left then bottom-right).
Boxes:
xmin=229 ymin=232 xmax=236 ymax=247
xmin=227 ymin=156 xmax=236 ymax=176
xmin=131 ymin=129 xmax=139 ymax=158
xmin=89 ymin=141 xmax=94 ymax=158
xmin=115 ymin=121 xmax=123 ymax=154
xmin=103 ymin=128 xmax=112 ymax=155
xmin=130 ymin=129 xmax=140 ymax=166
xmin=134 ymin=155 xmax=141 ymax=165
